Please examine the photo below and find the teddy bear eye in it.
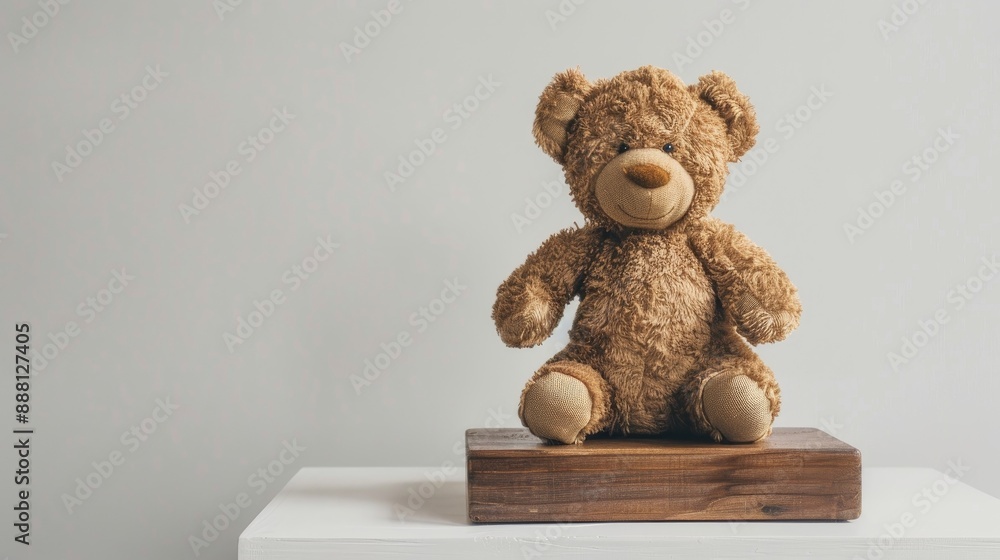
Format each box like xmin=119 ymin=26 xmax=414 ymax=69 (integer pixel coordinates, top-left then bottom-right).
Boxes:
xmin=617 ymin=143 xmax=630 ymax=154
xmin=662 ymin=143 xmax=675 ymax=153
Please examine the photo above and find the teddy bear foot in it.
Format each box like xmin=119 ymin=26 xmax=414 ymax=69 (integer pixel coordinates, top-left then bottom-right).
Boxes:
xmin=701 ymin=371 xmax=773 ymax=443
xmin=521 ymin=372 xmax=593 ymax=444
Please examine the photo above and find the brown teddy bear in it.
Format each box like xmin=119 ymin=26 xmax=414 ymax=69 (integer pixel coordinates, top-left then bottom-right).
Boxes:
xmin=492 ymin=66 xmax=801 ymax=445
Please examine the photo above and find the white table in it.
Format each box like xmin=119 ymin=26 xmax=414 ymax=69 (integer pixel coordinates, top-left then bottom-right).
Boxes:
xmin=239 ymin=467 xmax=1000 ymax=559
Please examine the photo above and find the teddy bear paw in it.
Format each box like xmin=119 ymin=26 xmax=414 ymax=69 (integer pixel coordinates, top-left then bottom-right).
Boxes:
xmin=521 ymin=372 xmax=592 ymax=444
xmin=702 ymin=372 xmax=773 ymax=443
xmin=498 ymin=295 xmax=553 ymax=348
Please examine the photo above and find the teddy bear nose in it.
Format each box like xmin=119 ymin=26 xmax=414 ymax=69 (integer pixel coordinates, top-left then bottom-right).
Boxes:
xmin=623 ymin=163 xmax=671 ymax=189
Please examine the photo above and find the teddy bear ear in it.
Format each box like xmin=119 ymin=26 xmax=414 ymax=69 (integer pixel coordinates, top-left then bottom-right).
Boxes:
xmin=690 ymin=71 xmax=759 ymax=161
xmin=533 ymin=68 xmax=592 ymax=164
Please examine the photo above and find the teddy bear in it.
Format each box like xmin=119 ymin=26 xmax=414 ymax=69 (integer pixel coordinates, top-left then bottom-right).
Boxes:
xmin=492 ymin=66 xmax=801 ymax=445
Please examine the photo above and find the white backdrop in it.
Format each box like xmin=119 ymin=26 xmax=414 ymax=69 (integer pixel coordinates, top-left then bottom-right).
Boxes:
xmin=1 ymin=1 xmax=998 ymax=558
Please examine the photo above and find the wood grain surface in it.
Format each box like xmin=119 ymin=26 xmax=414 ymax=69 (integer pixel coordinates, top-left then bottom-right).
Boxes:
xmin=466 ymin=427 xmax=862 ymax=522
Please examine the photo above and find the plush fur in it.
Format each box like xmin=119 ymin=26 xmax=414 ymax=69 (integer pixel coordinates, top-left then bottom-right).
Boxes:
xmin=493 ymin=66 xmax=801 ymax=444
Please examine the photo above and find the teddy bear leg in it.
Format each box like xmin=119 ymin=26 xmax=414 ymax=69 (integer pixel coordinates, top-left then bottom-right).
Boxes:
xmin=518 ymin=360 xmax=611 ymax=444
xmin=680 ymin=354 xmax=780 ymax=443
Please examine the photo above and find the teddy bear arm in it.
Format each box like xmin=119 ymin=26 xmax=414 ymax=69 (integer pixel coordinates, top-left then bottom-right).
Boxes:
xmin=492 ymin=227 xmax=597 ymax=348
xmin=692 ymin=221 xmax=802 ymax=345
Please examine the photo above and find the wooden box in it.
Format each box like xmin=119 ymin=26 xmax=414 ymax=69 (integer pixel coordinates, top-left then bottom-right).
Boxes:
xmin=466 ymin=427 xmax=861 ymax=523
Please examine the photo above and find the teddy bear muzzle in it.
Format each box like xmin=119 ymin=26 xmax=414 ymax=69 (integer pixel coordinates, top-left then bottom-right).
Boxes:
xmin=594 ymin=148 xmax=695 ymax=230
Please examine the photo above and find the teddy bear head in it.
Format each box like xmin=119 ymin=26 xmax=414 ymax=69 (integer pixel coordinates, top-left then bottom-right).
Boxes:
xmin=533 ymin=66 xmax=758 ymax=231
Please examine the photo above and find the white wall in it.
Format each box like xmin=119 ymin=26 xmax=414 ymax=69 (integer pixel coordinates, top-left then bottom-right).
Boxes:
xmin=1 ymin=1 xmax=997 ymax=558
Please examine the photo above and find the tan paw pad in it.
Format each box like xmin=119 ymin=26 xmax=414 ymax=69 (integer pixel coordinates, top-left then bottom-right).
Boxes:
xmin=702 ymin=372 xmax=773 ymax=443
xmin=521 ymin=372 xmax=592 ymax=444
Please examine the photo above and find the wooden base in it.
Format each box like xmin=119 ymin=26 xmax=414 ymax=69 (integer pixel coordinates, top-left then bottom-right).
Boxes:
xmin=466 ymin=427 xmax=861 ymax=523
